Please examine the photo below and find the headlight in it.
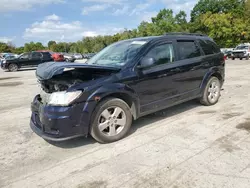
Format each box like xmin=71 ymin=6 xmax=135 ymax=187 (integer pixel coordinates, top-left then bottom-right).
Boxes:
xmin=48 ymin=91 xmax=82 ymax=106
xmin=2 ymin=60 xmax=6 ymax=64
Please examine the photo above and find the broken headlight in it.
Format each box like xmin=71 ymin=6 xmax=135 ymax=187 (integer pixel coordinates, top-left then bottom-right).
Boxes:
xmin=48 ymin=90 xmax=82 ymax=106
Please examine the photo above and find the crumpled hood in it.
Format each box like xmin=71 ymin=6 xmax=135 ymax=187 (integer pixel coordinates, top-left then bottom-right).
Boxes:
xmin=36 ymin=62 xmax=120 ymax=80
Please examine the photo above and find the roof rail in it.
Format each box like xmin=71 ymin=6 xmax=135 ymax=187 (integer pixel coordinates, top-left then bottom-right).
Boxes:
xmin=165 ymin=32 xmax=207 ymax=37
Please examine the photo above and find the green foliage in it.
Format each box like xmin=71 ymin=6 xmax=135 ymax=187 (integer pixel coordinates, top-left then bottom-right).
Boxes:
xmin=48 ymin=41 xmax=56 ymax=50
xmin=24 ymin=42 xmax=45 ymax=52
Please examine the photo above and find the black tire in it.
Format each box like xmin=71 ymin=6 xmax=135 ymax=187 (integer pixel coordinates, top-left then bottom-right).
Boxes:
xmin=90 ymin=98 xmax=132 ymax=143
xmin=240 ymin=58 xmax=243 ymax=60
xmin=8 ymin=63 xmax=18 ymax=72
xmin=246 ymin=55 xmax=249 ymax=60
xmin=232 ymin=57 xmax=235 ymax=60
xmin=65 ymin=58 xmax=69 ymax=62
xmin=200 ymin=77 xmax=221 ymax=106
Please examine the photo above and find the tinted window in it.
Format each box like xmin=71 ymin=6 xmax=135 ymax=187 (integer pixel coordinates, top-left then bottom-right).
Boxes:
xmin=177 ymin=41 xmax=201 ymax=60
xmin=42 ymin=52 xmax=51 ymax=59
xmin=32 ymin=52 xmax=42 ymax=58
xmin=199 ymin=39 xmax=220 ymax=55
xmin=145 ymin=43 xmax=175 ymax=65
xmin=20 ymin=53 xmax=30 ymax=59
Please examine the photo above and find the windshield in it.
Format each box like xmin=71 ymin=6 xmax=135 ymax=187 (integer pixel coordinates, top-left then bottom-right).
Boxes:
xmin=236 ymin=46 xmax=249 ymax=50
xmin=87 ymin=40 xmax=148 ymax=67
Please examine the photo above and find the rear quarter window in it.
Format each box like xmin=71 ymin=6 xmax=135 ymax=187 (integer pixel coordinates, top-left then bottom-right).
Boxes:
xmin=199 ymin=39 xmax=220 ymax=55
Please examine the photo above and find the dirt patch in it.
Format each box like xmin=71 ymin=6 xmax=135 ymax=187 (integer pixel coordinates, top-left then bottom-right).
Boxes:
xmin=0 ymin=77 xmax=19 ymax=81
xmin=236 ymin=121 xmax=250 ymax=132
xmin=77 ymin=181 xmax=107 ymax=188
xmin=215 ymin=133 xmax=241 ymax=153
xmin=222 ymin=113 xmax=243 ymax=120
xmin=0 ymin=82 xmax=23 ymax=87
xmin=198 ymin=110 xmax=216 ymax=114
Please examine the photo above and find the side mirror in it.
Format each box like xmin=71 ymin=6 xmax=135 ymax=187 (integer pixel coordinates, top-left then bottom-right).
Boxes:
xmin=138 ymin=57 xmax=155 ymax=69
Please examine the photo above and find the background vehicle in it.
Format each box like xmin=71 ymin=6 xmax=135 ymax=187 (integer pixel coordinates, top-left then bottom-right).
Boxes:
xmin=73 ymin=53 xmax=83 ymax=59
xmin=231 ymin=44 xmax=250 ymax=60
xmin=63 ymin=53 xmax=76 ymax=62
xmin=1 ymin=51 xmax=53 ymax=72
xmin=30 ymin=33 xmax=225 ymax=143
xmin=51 ymin=53 xmax=64 ymax=62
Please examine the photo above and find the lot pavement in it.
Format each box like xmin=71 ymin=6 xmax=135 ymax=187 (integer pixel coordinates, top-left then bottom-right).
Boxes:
xmin=1 ymin=60 xmax=250 ymax=188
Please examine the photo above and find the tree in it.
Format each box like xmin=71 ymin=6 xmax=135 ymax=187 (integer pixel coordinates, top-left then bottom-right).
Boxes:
xmin=48 ymin=41 xmax=56 ymax=50
xmin=0 ymin=42 xmax=12 ymax=53
xmin=190 ymin=0 xmax=245 ymax=22
xmin=24 ymin=42 xmax=45 ymax=52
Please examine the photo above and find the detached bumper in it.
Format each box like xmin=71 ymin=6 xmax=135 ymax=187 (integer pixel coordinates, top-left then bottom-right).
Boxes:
xmin=30 ymin=95 xmax=95 ymax=141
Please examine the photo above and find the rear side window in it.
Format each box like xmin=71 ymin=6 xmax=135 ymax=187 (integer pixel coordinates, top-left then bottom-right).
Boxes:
xmin=199 ymin=39 xmax=220 ymax=55
xmin=177 ymin=40 xmax=201 ymax=60
xmin=42 ymin=52 xmax=51 ymax=59
xmin=32 ymin=52 xmax=42 ymax=58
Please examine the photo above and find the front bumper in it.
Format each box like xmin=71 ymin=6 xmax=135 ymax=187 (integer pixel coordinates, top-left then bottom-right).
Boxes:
xmin=232 ymin=52 xmax=248 ymax=58
xmin=30 ymin=95 xmax=95 ymax=141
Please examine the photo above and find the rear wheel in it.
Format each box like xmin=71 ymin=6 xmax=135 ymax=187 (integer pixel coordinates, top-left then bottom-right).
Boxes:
xmin=65 ymin=58 xmax=69 ymax=62
xmin=8 ymin=63 xmax=18 ymax=72
xmin=90 ymin=98 xmax=132 ymax=143
xmin=232 ymin=57 xmax=235 ymax=60
xmin=246 ymin=55 xmax=249 ymax=60
xmin=200 ymin=77 xmax=221 ymax=106
xmin=240 ymin=58 xmax=243 ymax=60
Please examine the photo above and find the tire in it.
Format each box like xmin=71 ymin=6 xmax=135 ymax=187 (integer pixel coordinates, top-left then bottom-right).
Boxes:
xmin=232 ymin=57 xmax=235 ymax=60
xmin=8 ymin=63 xmax=18 ymax=72
xmin=200 ymin=77 xmax=221 ymax=106
xmin=246 ymin=55 xmax=249 ymax=60
xmin=240 ymin=58 xmax=243 ymax=60
xmin=65 ymin=58 xmax=69 ymax=62
xmin=90 ymin=98 xmax=132 ymax=143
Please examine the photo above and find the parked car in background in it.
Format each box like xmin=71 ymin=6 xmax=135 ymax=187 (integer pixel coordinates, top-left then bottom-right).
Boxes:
xmin=30 ymin=33 xmax=225 ymax=143
xmin=231 ymin=44 xmax=250 ymax=60
xmin=83 ymin=53 xmax=96 ymax=59
xmin=1 ymin=51 xmax=53 ymax=72
xmin=223 ymin=50 xmax=233 ymax=60
xmin=63 ymin=53 xmax=76 ymax=62
xmin=73 ymin=53 xmax=83 ymax=59
xmin=51 ymin=53 xmax=64 ymax=62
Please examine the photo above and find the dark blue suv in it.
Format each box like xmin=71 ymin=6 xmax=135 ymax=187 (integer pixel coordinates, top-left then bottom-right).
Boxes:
xmin=30 ymin=33 xmax=225 ymax=143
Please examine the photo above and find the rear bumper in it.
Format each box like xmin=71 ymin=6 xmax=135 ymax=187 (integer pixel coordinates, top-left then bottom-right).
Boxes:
xmin=30 ymin=95 xmax=96 ymax=141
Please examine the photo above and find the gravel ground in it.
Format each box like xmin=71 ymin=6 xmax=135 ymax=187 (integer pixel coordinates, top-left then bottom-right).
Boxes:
xmin=0 ymin=60 xmax=250 ymax=188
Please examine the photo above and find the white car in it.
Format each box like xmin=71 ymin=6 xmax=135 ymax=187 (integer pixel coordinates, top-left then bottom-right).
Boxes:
xmin=231 ymin=44 xmax=250 ymax=60
xmin=73 ymin=53 xmax=83 ymax=59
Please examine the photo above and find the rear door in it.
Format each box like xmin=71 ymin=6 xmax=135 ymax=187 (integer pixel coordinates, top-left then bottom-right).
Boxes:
xmin=173 ymin=39 xmax=206 ymax=98
xmin=30 ymin=52 xmax=42 ymax=66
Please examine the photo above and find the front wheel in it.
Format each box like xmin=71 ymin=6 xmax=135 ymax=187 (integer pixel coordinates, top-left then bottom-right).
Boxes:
xmin=65 ymin=58 xmax=69 ymax=62
xmin=8 ymin=63 xmax=18 ymax=72
xmin=200 ymin=77 xmax=221 ymax=106
xmin=90 ymin=98 xmax=132 ymax=143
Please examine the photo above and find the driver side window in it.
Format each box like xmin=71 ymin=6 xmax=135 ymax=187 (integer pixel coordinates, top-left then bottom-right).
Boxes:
xmin=20 ymin=53 xmax=30 ymax=59
xmin=145 ymin=43 xmax=175 ymax=66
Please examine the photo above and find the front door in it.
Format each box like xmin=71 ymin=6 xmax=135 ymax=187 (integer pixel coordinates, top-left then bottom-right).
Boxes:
xmin=18 ymin=53 xmax=32 ymax=66
xmin=131 ymin=41 xmax=180 ymax=114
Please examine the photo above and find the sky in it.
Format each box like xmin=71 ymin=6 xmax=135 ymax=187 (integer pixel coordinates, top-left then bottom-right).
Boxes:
xmin=0 ymin=0 xmax=198 ymax=46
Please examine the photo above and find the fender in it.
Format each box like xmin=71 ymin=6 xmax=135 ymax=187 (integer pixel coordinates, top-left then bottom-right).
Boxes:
xmin=79 ymin=83 xmax=140 ymax=134
xmin=200 ymin=66 xmax=224 ymax=94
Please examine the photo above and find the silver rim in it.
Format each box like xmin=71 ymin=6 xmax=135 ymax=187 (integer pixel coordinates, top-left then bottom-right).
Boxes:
xmin=9 ymin=64 xmax=17 ymax=71
xmin=208 ymin=80 xmax=220 ymax=103
xmin=98 ymin=106 xmax=126 ymax=136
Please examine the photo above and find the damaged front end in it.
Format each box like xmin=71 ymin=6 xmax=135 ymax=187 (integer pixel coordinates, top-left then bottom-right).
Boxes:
xmin=30 ymin=62 xmax=120 ymax=141
xmin=36 ymin=62 xmax=120 ymax=105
